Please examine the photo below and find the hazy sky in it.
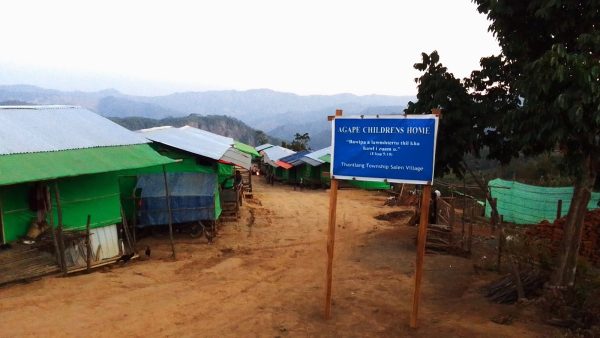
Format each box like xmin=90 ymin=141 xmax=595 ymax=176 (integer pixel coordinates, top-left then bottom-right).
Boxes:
xmin=0 ymin=0 xmax=500 ymax=96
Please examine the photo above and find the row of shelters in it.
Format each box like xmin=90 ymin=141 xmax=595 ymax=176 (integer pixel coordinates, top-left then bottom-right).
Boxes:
xmin=0 ymin=105 xmax=258 ymax=285
xmin=257 ymin=144 xmax=389 ymax=190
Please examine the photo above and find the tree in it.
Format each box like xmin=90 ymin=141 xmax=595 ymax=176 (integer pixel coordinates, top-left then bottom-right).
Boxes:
xmin=254 ymin=130 xmax=269 ymax=146
xmin=405 ymin=51 xmax=519 ymax=224
xmin=409 ymin=0 xmax=598 ymax=289
xmin=473 ymin=0 xmax=600 ymax=288
xmin=282 ymin=132 xmax=311 ymax=151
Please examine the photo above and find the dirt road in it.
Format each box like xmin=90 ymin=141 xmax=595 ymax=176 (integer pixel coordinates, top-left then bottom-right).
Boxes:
xmin=0 ymin=180 xmax=557 ymax=337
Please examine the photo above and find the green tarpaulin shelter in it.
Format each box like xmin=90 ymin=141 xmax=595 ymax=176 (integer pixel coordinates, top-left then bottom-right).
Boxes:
xmin=0 ymin=106 xmax=174 ymax=244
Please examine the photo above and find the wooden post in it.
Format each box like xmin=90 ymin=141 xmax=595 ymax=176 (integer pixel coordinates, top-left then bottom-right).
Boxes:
xmin=249 ymin=168 xmax=253 ymax=192
xmin=162 ymin=165 xmax=176 ymax=259
xmin=85 ymin=215 xmax=92 ymax=272
xmin=324 ymin=109 xmax=342 ymax=319
xmin=461 ymin=178 xmax=466 ymax=250
xmin=131 ymin=194 xmax=137 ymax=246
xmin=54 ymin=182 xmax=68 ymax=275
xmin=467 ymin=219 xmax=474 ymax=254
xmin=556 ymin=199 xmax=562 ymax=221
xmin=497 ymin=215 xmax=504 ymax=271
xmin=324 ymin=178 xmax=339 ymax=319
xmin=411 ymin=184 xmax=432 ymax=329
xmin=399 ymin=184 xmax=405 ymax=202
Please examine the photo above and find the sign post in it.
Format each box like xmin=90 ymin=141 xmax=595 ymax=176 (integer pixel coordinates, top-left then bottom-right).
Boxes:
xmin=325 ymin=109 xmax=342 ymax=319
xmin=325 ymin=109 xmax=439 ymax=328
xmin=410 ymin=184 xmax=432 ymax=328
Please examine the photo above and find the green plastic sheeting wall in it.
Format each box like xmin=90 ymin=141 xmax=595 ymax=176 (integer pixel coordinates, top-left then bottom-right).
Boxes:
xmin=1 ymin=172 xmax=122 ymax=243
xmin=485 ymin=178 xmax=600 ymax=224
xmin=218 ymin=163 xmax=235 ymax=189
xmin=275 ymin=167 xmax=289 ymax=182
xmin=1 ymin=183 xmax=37 ymax=243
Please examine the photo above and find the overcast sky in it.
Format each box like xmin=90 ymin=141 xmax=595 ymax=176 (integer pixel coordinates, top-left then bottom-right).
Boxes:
xmin=0 ymin=0 xmax=500 ymax=96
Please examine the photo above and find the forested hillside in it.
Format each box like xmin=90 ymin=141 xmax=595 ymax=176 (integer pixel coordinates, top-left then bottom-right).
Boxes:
xmin=110 ymin=114 xmax=280 ymax=146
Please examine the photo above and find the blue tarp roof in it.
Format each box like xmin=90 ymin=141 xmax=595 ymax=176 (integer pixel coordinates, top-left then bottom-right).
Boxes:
xmin=279 ymin=150 xmax=310 ymax=167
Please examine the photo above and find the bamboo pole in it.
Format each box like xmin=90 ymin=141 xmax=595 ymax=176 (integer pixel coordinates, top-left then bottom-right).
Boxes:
xmin=54 ymin=182 xmax=68 ymax=275
xmin=45 ymin=187 xmax=62 ymax=269
xmin=410 ymin=184 xmax=432 ymax=329
xmin=324 ymin=109 xmax=342 ymax=319
xmin=162 ymin=165 xmax=176 ymax=259
xmin=86 ymin=215 xmax=92 ymax=273
xmin=120 ymin=206 xmax=133 ymax=254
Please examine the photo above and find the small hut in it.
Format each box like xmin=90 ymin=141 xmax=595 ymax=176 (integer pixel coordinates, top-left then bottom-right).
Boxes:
xmin=0 ymin=106 xmax=173 ymax=284
xmin=300 ymin=147 xmax=332 ymax=187
xmin=277 ymin=151 xmax=311 ymax=185
xmin=260 ymin=146 xmax=295 ymax=183
xmin=136 ymin=126 xmax=252 ymax=226
xmin=301 ymin=147 xmax=390 ymax=190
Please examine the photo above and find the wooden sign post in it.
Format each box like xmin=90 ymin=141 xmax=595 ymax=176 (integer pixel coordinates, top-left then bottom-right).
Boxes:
xmin=324 ymin=108 xmax=439 ymax=329
xmin=324 ymin=109 xmax=342 ymax=319
xmin=410 ymin=184 xmax=432 ymax=328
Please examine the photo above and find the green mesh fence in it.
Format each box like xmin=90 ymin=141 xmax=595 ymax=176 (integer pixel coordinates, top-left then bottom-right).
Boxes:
xmin=485 ymin=178 xmax=600 ymax=224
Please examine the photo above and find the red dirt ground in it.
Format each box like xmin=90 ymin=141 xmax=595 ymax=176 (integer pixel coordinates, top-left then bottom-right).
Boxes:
xmin=0 ymin=179 xmax=560 ymax=337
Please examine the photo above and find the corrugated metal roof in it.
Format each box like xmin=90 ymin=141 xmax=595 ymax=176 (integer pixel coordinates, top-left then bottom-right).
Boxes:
xmin=139 ymin=127 xmax=251 ymax=169
xmin=305 ymin=147 xmax=331 ymax=161
xmin=300 ymin=147 xmax=331 ymax=166
xmin=0 ymin=105 xmax=149 ymax=156
xmin=262 ymin=146 xmax=295 ymax=166
xmin=279 ymin=150 xmax=310 ymax=167
xmin=256 ymin=144 xmax=275 ymax=151
xmin=180 ymin=126 xmax=234 ymax=145
xmin=300 ymin=156 xmax=323 ymax=166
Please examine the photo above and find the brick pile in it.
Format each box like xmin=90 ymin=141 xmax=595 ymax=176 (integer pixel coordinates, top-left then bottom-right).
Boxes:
xmin=526 ymin=209 xmax=600 ymax=266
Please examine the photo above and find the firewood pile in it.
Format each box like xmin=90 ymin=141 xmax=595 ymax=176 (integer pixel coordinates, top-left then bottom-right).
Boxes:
xmin=526 ymin=209 xmax=600 ymax=266
xmin=484 ymin=269 xmax=547 ymax=304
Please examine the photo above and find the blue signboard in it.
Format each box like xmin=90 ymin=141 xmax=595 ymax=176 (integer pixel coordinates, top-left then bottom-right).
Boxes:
xmin=331 ymin=115 xmax=439 ymax=184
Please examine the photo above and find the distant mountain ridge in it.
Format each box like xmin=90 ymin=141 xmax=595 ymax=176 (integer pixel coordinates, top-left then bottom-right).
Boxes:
xmin=110 ymin=115 xmax=281 ymax=146
xmin=0 ymin=84 xmax=414 ymax=148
